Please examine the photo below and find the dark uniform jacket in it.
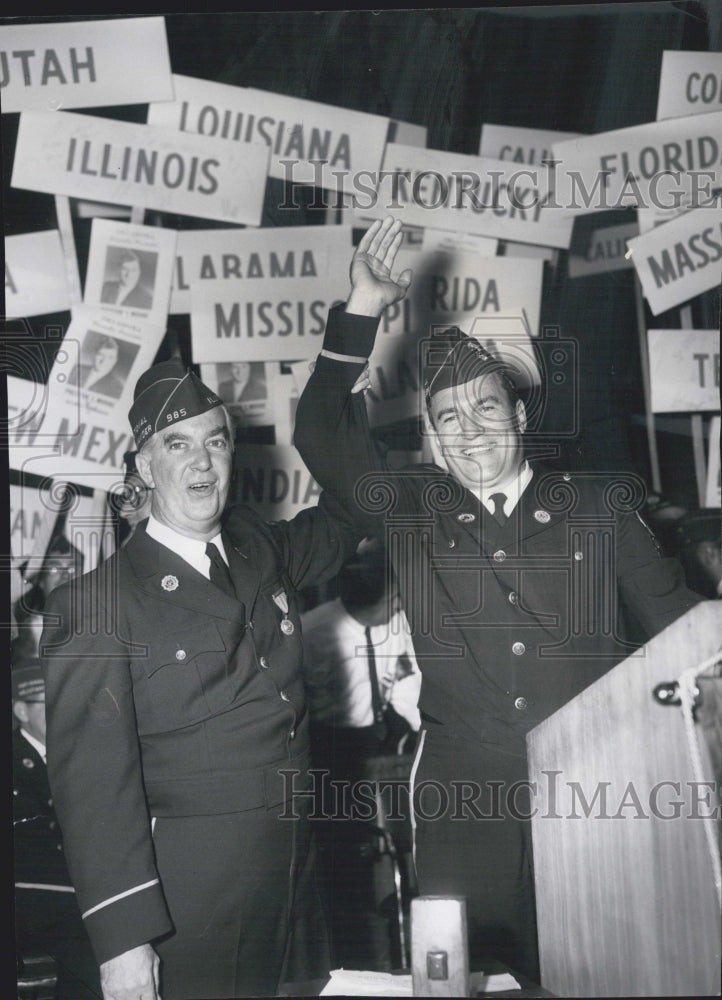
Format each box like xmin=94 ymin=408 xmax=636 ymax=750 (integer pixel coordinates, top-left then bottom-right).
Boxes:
xmin=13 ymin=729 xmax=70 ymax=889
xmin=40 ymin=497 xmax=359 ymax=969
xmin=294 ymin=307 xmax=703 ymax=752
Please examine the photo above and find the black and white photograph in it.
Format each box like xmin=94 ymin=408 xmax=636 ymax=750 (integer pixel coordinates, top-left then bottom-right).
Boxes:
xmin=67 ymin=331 xmax=139 ymax=400
xmin=3 ymin=8 xmax=721 ymax=1000
xmin=100 ymin=247 xmax=156 ymax=311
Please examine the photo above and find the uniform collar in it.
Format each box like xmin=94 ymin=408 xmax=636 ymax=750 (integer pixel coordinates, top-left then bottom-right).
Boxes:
xmin=471 ymin=460 xmax=533 ymax=517
xmin=20 ymin=729 xmax=46 ymax=763
xmin=146 ymin=514 xmax=228 ymax=577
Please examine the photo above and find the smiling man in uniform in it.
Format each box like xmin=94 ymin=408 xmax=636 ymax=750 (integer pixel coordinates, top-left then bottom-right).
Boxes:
xmin=41 ymin=358 xmax=361 ymax=1000
xmin=294 ymin=217 xmax=703 ymax=982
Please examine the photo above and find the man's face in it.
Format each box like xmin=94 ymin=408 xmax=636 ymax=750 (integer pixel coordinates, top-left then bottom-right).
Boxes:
xmin=93 ymin=345 xmax=118 ymax=376
xmin=428 ymin=371 xmax=526 ymax=492
xmin=136 ymin=407 xmax=233 ymax=540
xmin=231 ymin=362 xmax=250 ymax=383
xmin=119 ymin=258 xmax=141 ymax=289
xmin=14 ymin=695 xmax=46 ymax=744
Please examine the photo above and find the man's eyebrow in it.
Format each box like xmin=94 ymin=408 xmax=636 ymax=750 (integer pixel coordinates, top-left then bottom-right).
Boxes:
xmin=207 ymin=424 xmax=230 ymax=440
xmin=161 ymin=430 xmax=190 ymax=446
xmin=435 ymin=406 xmax=458 ymax=421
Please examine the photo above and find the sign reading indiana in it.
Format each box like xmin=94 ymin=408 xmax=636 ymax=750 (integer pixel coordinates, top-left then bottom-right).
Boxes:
xmin=0 ymin=17 xmax=173 ymax=113
xmin=11 ymin=110 xmax=270 ymax=225
xmin=626 ymin=204 xmax=722 ymax=315
xmin=148 ymin=74 xmax=389 ymax=192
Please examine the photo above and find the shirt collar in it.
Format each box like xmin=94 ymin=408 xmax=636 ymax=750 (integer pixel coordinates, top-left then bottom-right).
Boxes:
xmin=146 ymin=515 xmax=227 ymax=576
xmin=473 ymin=460 xmax=533 ymax=517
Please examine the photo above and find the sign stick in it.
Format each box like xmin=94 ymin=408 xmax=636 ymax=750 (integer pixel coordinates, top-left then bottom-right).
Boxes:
xmin=632 ymin=274 xmax=661 ymax=494
xmin=129 ymin=207 xmax=145 ymax=225
xmin=54 ymin=195 xmax=83 ymax=312
xmin=680 ymin=304 xmax=707 ymax=506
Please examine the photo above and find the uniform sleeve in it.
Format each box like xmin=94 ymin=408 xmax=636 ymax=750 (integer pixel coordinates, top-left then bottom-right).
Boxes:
xmin=294 ymin=305 xmax=388 ymax=538
xmin=616 ymin=510 xmax=704 ymax=642
xmin=40 ymin=576 xmax=171 ymax=966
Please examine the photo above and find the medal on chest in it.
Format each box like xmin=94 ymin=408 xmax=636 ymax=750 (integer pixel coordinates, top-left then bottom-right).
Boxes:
xmin=272 ymin=589 xmax=294 ymax=635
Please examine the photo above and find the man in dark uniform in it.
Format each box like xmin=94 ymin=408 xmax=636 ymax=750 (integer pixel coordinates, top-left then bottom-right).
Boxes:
xmin=40 ymin=359 xmax=361 ymax=999
xmin=12 ymin=661 xmax=100 ymax=999
xmin=294 ymin=217 xmax=703 ymax=981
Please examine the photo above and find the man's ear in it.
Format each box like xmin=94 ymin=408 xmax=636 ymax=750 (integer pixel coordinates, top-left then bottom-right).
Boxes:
xmin=515 ymin=399 xmax=527 ymax=435
xmin=12 ymin=701 xmax=28 ymax=725
xmin=135 ymin=449 xmax=155 ymax=489
xmin=422 ymin=409 xmax=448 ymax=471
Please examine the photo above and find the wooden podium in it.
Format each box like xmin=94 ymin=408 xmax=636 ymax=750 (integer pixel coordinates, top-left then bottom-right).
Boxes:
xmin=527 ymin=601 xmax=722 ymax=998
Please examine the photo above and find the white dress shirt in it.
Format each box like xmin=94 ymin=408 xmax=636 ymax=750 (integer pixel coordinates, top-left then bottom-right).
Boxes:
xmin=145 ymin=515 xmax=229 ymax=578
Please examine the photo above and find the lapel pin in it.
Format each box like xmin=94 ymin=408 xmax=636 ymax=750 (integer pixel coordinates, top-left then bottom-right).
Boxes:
xmin=457 ymin=512 xmax=475 ymax=523
xmin=161 ymin=575 xmax=179 ymax=591
xmin=534 ymin=510 xmax=551 ymax=524
xmin=272 ymin=590 xmax=295 ymax=635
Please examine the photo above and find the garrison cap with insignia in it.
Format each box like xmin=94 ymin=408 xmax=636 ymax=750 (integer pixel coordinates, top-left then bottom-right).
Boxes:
xmin=129 ymin=358 xmax=223 ymax=448
xmin=423 ymin=326 xmax=516 ymax=403
xmin=12 ymin=660 xmax=45 ymax=703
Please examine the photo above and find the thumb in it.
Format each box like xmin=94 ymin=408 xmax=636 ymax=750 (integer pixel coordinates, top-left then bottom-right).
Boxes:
xmin=397 ymin=268 xmax=413 ymax=291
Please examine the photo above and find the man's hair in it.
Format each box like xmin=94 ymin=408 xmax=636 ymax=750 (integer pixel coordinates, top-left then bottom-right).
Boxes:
xmin=95 ymin=336 xmax=119 ymax=355
xmin=118 ymin=249 xmax=141 ymax=265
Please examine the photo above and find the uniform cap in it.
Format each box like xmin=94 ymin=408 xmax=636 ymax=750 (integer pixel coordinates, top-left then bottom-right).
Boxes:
xmin=423 ymin=326 xmax=511 ymax=402
xmin=129 ymin=359 xmax=223 ymax=448
xmin=12 ymin=661 xmax=45 ymax=703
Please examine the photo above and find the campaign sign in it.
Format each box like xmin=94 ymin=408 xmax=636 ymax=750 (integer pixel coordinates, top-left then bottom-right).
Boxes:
xmin=647 ymin=329 xmax=719 ymax=412
xmin=9 ymin=307 xmax=166 ymax=491
xmin=377 ymin=247 xmax=544 ymax=342
xmin=359 ymin=143 xmax=573 ymax=249
xmin=190 ymin=275 xmax=347 ymax=364
xmin=656 ymin=51 xmax=722 ymax=120
xmin=552 ymin=111 xmax=722 ymax=215
xmin=0 ymin=17 xmax=173 ymax=113
xmin=11 ymin=110 xmax=270 ymax=225
xmin=568 ymin=221 xmax=639 ymax=278
xmin=479 ymin=123 xmax=579 ymax=164
xmin=148 ymin=74 xmax=389 ymax=192
xmin=626 ymin=205 xmax=722 ymax=315
xmin=5 ymin=230 xmax=70 ymax=318
xmin=171 ymin=224 xmax=353 ymax=314
xmin=231 ymin=444 xmax=322 ymax=521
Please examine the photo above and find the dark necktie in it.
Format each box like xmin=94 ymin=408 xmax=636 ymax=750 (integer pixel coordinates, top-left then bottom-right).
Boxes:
xmin=489 ymin=492 xmax=508 ymax=526
xmin=365 ymin=626 xmax=387 ymax=741
xmin=206 ymin=541 xmax=236 ymax=599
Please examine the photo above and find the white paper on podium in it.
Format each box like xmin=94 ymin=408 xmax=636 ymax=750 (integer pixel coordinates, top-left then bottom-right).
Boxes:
xmin=318 ymin=968 xmax=521 ymax=995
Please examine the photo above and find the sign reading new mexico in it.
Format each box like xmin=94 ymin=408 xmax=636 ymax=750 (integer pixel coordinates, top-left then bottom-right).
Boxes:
xmin=11 ymin=110 xmax=270 ymax=225
xmin=0 ymin=17 xmax=173 ymax=113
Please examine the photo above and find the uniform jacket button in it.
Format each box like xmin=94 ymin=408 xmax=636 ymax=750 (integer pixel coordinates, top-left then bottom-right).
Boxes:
xmin=259 ymin=656 xmax=268 ymax=669
xmin=493 ymin=549 xmax=506 ymax=562
xmin=508 ymin=591 xmax=518 ymax=605
xmin=574 ymin=551 xmax=584 ymax=561
xmin=512 ymin=641 xmax=525 ymax=655
xmin=175 ymin=649 xmax=186 ymax=661
xmin=514 ymin=696 xmax=528 ymax=711
xmin=289 ymin=729 xmax=296 ymax=740
xmin=279 ymin=690 xmax=290 ymax=702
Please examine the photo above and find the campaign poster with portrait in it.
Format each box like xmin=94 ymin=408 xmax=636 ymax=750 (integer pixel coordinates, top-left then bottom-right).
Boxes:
xmin=83 ymin=219 xmax=177 ymax=325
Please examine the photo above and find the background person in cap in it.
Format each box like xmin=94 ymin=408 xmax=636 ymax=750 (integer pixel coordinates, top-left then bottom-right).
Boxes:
xmin=40 ymin=358 xmax=363 ymax=999
xmin=12 ymin=661 xmax=100 ymax=999
xmin=294 ymin=216 xmax=704 ymax=982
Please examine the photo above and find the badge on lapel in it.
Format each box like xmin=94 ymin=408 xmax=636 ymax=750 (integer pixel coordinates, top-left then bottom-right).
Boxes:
xmin=161 ymin=575 xmax=179 ymax=591
xmin=534 ymin=510 xmax=551 ymax=524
